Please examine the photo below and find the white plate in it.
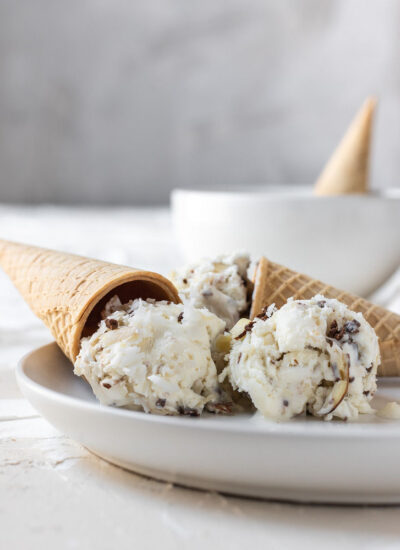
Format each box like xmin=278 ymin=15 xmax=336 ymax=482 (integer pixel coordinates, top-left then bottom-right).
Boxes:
xmin=17 ymin=342 xmax=400 ymax=504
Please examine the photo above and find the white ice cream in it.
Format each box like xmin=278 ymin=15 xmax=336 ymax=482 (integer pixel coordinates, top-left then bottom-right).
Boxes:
xmin=223 ymin=295 xmax=380 ymax=421
xmin=75 ymin=297 xmax=229 ymax=416
xmin=377 ymin=402 xmax=400 ymax=419
xmin=169 ymin=252 xmax=251 ymax=330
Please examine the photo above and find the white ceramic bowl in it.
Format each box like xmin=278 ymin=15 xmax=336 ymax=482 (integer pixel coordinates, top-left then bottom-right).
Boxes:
xmin=171 ymin=186 xmax=400 ymax=296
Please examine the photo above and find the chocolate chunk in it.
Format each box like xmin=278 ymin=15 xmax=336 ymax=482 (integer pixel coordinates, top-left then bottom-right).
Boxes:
xmin=209 ymin=402 xmax=234 ymax=414
xmin=202 ymin=289 xmax=213 ymax=298
xmin=317 ymin=300 xmax=326 ymax=308
xmin=256 ymin=305 xmax=273 ymax=321
xmin=178 ymin=406 xmax=199 ymax=417
xmin=337 ymin=329 xmax=345 ymax=340
xmin=105 ymin=318 xmax=118 ymax=330
xmin=234 ymin=320 xmax=255 ymax=340
xmin=319 ymin=380 xmax=334 ymax=388
xmin=156 ymin=398 xmax=166 ymax=408
xmin=327 ymin=320 xmax=338 ymax=338
xmin=349 ymin=377 xmax=355 ymax=383
xmin=327 ymin=320 xmax=345 ymax=340
xmin=344 ymin=319 xmax=361 ymax=334
xmin=182 ymin=278 xmax=188 ymax=284
xmin=283 ymin=399 xmax=289 ymax=407
xmin=336 ymin=327 xmax=345 ymax=340
xmin=366 ymin=363 xmax=373 ymax=373
xmin=177 ymin=312 xmax=184 ymax=324
xmin=306 ymin=345 xmax=323 ymax=352
xmin=102 ymin=382 xmax=112 ymax=389
xmin=363 ymin=390 xmax=370 ymax=396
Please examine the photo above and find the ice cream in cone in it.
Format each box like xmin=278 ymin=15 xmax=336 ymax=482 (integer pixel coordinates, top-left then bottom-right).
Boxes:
xmin=250 ymin=257 xmax=400 ymax=377
xmin=314 ymin=97 xmax=376 ymax=195
xmin=0 ymin=240 xmax=180 ymax=362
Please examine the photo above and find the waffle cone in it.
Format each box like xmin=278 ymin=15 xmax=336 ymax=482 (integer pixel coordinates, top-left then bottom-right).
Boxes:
xmin=0 ymin=240 xmax=180 ymax=362
xmin=250 ymin=257 xmax=400 ymax=376
xmin=314 ymin=97 xmax=376 ymax=195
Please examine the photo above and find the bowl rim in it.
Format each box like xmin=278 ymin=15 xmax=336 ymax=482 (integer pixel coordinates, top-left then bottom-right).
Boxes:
xmin=171 ymin=185 xmax=400 ymax=201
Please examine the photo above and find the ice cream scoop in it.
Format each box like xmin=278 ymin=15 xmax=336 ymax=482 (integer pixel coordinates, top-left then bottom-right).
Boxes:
xmin=169 ymin=252 xmax=251 ymax=330
xmin=75 ymin=297 xmax=229 ymax=416
xmin=251 ymin=256 xmax=400 ymax=376
xmin=223 ymin=295 xmax=380 ymax=421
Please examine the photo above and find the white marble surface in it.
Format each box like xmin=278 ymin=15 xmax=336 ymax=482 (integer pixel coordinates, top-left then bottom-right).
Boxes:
xmin=1 ymin=205 xmax=400 ymax=550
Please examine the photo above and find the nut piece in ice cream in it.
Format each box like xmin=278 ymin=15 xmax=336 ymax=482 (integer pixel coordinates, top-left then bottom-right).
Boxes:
xmin=169 ymin=252 xmax=251 ymax=330
xmin=231 ymin=318 xmax=252 ymax=339
xmin=222 ymin=295 xmax=380 ymax=421
xmin=316 ymin=372 xmax=349 ymax=416
xmin=74 ymin=297 xmax=230 ymax=416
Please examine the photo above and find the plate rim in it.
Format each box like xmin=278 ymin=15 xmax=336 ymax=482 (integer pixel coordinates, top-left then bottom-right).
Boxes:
xmin=16 ymin=341 xmax=400 ymax=440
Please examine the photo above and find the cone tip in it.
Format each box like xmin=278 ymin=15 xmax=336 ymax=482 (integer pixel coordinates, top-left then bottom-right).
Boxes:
xmin=314 ymin=96 xmax=377 ymax=196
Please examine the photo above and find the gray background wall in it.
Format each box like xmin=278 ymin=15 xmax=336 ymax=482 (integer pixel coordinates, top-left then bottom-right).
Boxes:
xmin=0 ymin=0 xmax=399 ymax=204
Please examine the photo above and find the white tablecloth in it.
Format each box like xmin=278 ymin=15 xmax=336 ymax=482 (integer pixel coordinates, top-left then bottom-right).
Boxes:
xmin=1 ymin=205 xmax=400 ymax=550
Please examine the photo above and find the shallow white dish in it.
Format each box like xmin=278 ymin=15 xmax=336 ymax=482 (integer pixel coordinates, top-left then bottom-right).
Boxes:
xmin=17 ymin=342 xmax=400 ymax=504
xmin=171 ymin=186 xmax=400 ymax=296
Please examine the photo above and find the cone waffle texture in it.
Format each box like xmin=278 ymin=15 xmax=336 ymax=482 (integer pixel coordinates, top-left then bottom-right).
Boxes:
xmin=250 ymin=257 xmax=400 ymax=376
xmin=314 ymin=97 xmax=376 ymax=195
xmin=0 ymin=240 xmax=180 ymax=362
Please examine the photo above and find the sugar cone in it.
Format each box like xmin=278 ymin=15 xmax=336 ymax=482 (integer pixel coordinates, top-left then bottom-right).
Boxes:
xmin=314 ymin=97 xmax=376 ymax=195
xmin=250 ymin=257 xmax=400 ymax=377
xmin=0 ymin=240 xmax=180 ymax=362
